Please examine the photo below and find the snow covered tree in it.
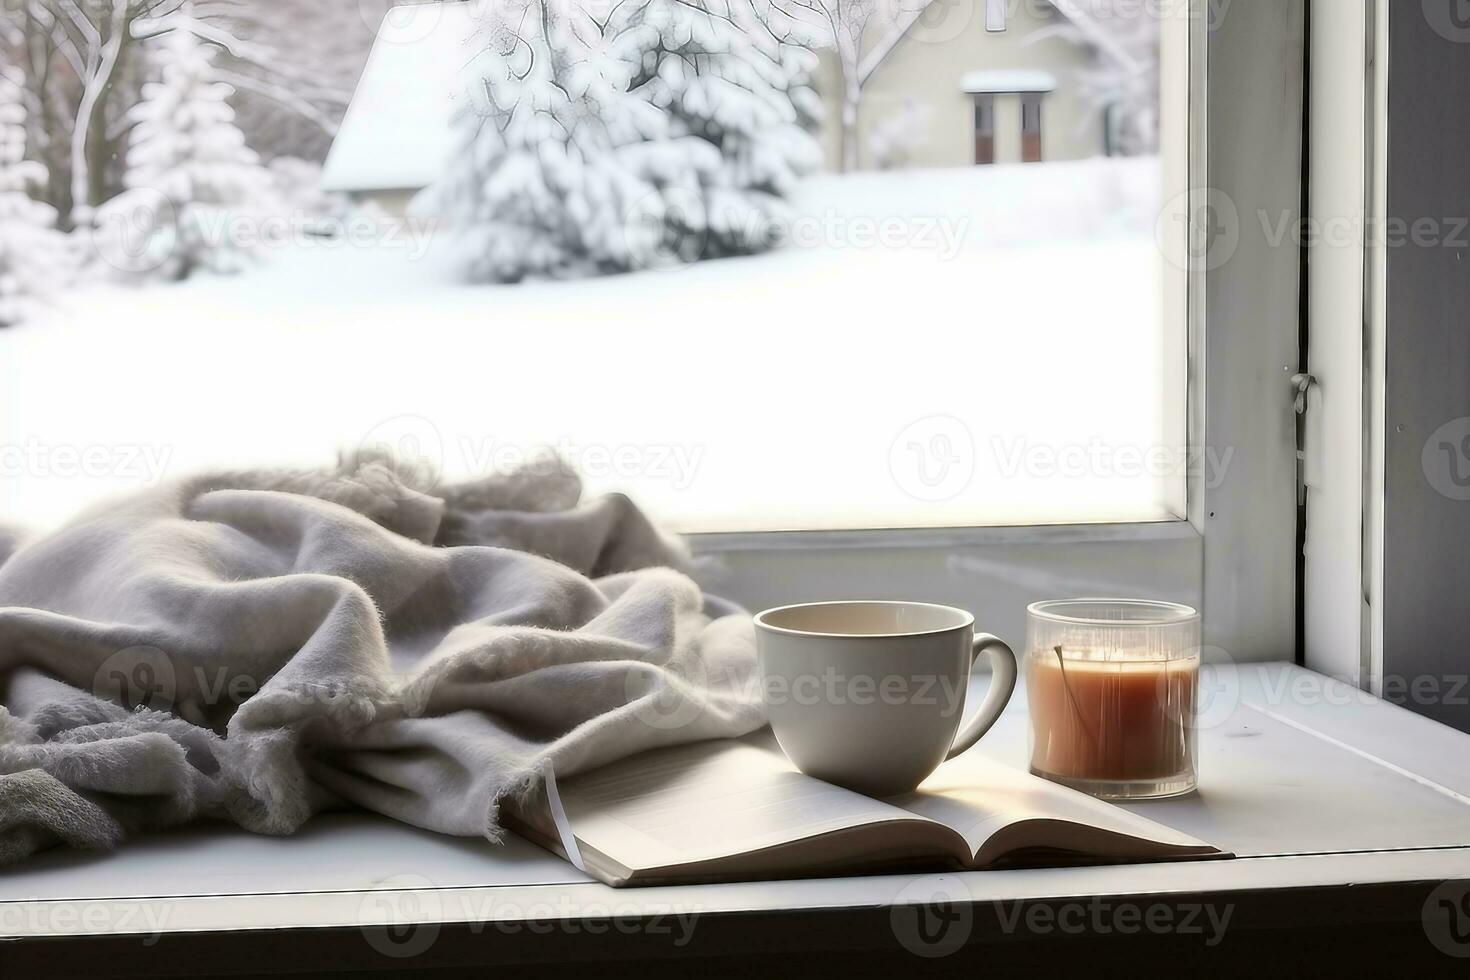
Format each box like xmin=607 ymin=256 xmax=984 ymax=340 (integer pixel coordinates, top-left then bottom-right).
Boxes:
xmin=0 ymin=63 xmax=70 ymax=327
xmin=1034 ymin=0 xmax=1160 ymax=156
xmin=267 ymin=156 xmax=350 ymax=233
xmin=776 ymin=0 xmax=946 ymax=172
xmin=437 ymin=0 xmax=823 ymax=282
xmin=6 ymin=1 xmax=354 ymax=227
xmin=96 ymin=23 xmax=277 ymax=281
xmin=226 ymin=0 xmax=437 ymax=163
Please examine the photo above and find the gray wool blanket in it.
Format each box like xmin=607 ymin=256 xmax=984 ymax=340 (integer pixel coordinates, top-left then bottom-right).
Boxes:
xmin=0 ymin=455 xmax=765 ymax=865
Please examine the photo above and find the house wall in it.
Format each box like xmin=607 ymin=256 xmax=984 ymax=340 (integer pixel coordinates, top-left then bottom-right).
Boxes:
xmin=813 ymin=12 xmax=1105 ymax=171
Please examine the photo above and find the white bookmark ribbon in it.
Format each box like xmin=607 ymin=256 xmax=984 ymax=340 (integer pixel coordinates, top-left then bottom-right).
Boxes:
xmin=542 ymin=763 xmax=587 ymax=874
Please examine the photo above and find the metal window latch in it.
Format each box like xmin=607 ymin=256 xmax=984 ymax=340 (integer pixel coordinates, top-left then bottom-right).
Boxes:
xmin=1291 ymin=373 xmax=1316 ymax=415
xmin=986 ymin=0 xmax=1007 ymax=32
xmin=1292 ymin=373 xmax=1317 ymax=505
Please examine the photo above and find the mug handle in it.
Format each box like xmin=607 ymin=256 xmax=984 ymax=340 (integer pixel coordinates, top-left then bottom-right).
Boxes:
xmin=945 ymin=633 xmax=1018 ymax=760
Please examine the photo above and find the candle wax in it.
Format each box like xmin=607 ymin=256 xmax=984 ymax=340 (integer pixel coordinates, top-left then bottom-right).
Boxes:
xmin=1027 ymin=654 xmax=1198 ymax=783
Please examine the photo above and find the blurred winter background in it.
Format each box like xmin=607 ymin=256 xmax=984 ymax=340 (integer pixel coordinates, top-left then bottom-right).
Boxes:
xmin=0 ymin=0 xmax=1175 ymax=533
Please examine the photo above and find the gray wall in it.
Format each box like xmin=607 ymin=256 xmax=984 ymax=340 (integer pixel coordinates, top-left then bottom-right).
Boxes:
xmin=1383 ymin=1 xmax=1470 ymax=733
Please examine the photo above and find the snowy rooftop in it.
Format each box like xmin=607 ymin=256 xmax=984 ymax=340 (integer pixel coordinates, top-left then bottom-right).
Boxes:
xmin=960 ymin=69 xmax=1058 ymax=94
xmin=320 ymin=3 xmax=480 ymax=193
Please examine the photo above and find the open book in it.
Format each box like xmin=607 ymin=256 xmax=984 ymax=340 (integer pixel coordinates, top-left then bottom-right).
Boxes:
xmin=507 ymin=733 xmax=1224 ymax=887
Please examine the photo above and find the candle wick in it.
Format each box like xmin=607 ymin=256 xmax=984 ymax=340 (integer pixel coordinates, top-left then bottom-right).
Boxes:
xmin=1054 ymin=644 xmax=1100 ymax=747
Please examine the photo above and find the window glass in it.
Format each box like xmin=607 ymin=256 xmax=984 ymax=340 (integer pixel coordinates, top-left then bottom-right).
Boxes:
xmin=1 ymin=0 xmax=1183 ymax=533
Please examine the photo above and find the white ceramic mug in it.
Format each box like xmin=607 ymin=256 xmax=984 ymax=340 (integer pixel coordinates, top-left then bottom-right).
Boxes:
xmin=753 ymin=601 xmax=1018 ymax=797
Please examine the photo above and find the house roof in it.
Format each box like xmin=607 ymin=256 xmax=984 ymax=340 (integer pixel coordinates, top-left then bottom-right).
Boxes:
xmin=320 ymin=2 xmax=481 ymax=193
xmin=960 ymin=70 xmax=1058 ymax=94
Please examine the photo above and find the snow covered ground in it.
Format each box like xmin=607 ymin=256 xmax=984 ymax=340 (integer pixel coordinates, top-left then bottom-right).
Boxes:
xmin=2 ymin=158 xmax=1181 ymax=534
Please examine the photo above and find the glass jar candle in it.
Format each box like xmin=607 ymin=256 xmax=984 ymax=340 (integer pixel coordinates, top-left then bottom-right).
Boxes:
xmin=1026 ymin=599 xmax=1201 ymax=800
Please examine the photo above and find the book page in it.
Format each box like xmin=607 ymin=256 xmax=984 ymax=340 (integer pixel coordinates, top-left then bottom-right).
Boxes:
xmin=890 ymin=750 xmax=1216 ymax=860
xmin=555 ymin=734 xmax=945 ymax=873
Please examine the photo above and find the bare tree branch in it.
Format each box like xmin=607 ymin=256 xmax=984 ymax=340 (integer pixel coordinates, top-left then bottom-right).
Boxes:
xmin=856 ymin=0 xmax=937 ymax=87
xmin=215 ymin=69 xmax=340 ymax=136
xmin=68 ymin=0 xmax=129 ymax=215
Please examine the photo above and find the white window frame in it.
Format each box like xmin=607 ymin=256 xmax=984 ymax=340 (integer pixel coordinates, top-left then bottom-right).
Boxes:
xmin=1305 ymin=0 xmax=1470 ymax=724
xmin=1300 ymin=0 xmax=1383 ymax=690
xmin=693 ymin=0 xmax=1307 ymax=664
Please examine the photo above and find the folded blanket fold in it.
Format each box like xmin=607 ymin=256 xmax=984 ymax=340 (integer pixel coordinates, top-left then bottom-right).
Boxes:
xmin=0 ymin=454 xmax=765 ymax=864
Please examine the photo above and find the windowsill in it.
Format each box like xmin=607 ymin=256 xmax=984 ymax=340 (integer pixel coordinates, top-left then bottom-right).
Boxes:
xmin=690 ymin=515 xmax=1194 ymax=554
xmin=5 ymin=663 xmax=1469 ymax=975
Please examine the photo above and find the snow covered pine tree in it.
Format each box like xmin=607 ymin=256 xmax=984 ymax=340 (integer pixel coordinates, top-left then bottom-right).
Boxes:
xmin=438 ymin=0 xmax=822 ymax=282
xmin=94 ymin=22 xmax=276 ymax=281
xmin=0 ymin=64 xmax=69 ymax=327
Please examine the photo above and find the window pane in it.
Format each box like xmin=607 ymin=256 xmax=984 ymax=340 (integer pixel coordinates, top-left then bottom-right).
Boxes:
xmin=974 ymin=95 xmax=997 ymax=165
xmin=1 ymin=0 xmax=1185 ymax=533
